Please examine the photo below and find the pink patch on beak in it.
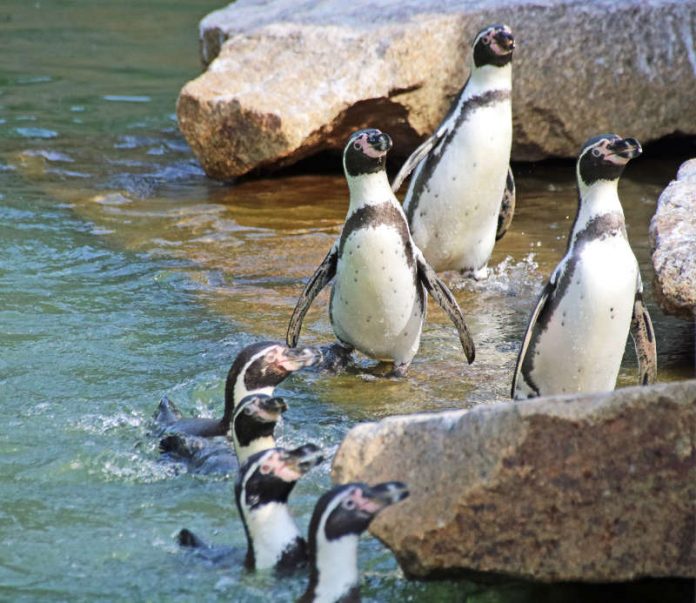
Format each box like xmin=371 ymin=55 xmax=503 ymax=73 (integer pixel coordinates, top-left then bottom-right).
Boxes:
xmin=352 ymin=489 xmax=382 ymax=514
xmin=354 ymin=135 xmax=387 ymax=159
xmin=263 ymin=452 xmax=301 ymax=482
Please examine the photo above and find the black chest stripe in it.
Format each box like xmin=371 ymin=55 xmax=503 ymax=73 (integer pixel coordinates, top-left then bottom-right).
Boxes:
xmin=520 ymin=212 xmax=627 ymax=391
xmin=339 ymin=202 xmax=414 ymax=271
xmin=406 ymin=89 xmax=510 ymax=225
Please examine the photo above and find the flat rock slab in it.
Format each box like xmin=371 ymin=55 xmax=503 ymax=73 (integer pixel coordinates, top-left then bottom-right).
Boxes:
xmin=650 ymin=159 xmax=696 ymax=319
xmin=332 ymin=381 xmax=696 ymax=582
xmin=178 ymin=0 xmax=696 ymax=179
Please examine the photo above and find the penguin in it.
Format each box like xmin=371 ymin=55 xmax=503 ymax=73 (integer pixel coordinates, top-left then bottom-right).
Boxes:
xmin=287 ymin=128 xmax=475 ymax=377
xmin=297 ymin=481 xmax=409 ymax=603
xmin=178 ymin=444 xmax=324 ymax=572
xmin=153 ymin=341 xmax=320 ymax=438
xmin=392 ymin=24 xmax=516 ymax=279
xmin=158 ymin=393 xmax=288 ymax=475
xmin=511 ymin=134 xmax=657 ymax=399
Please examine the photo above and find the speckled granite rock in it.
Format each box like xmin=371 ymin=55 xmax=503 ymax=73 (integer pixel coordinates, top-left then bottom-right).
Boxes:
xmin=650 ymin=159 xmax=696 ymax=319
xmin=332 ymin=381 xmax=696 ymax=582
xmin=177 ymin=0 xmax=696 ymax=179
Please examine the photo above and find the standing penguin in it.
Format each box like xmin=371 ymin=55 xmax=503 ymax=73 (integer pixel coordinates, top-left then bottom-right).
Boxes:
xmin=392 ymin=24 xmax=516 ymax=279
xmin=512 ymin=134 xmax=657 ymax=400
xmin=287 ymin=129 xmax=475 ymax=377
xmin=297 ymin=481 xmax=409 ymax=603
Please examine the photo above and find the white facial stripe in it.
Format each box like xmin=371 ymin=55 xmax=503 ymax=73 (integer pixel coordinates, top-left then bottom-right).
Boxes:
xmin=233 ymin=347 xmax=280 ymax=404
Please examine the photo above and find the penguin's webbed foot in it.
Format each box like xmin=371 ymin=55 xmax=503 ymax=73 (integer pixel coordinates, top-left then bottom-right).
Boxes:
xmin=389 ymin=361 xmax=411 ymax=379
xmin=313 ymin=342 xmax=354 ymax=373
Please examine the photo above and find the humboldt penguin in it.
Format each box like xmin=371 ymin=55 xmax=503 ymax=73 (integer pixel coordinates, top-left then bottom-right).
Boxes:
xmin=287 ymin=128 xmax=475 ymax=377
xmin=512 ymin=134 xmax=657 ymax=399
xmin=178 ymin=444 xmax=324 ymax=572
xmin=298 ymin=481 xmax=409 ymax=603
xmin=393 ymin=24 xmax=516 ymax=279
xmin=158 ymin=393 xmax=288 ymax=475
xmin=153 ymin=341 xmax=319 ymax=438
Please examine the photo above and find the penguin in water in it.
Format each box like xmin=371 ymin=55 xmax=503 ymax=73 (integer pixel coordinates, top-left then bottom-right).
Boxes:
xmin=152 ymin=341 xmax=321 ymax=438
xmin=158 ymin=393 xmax=288 ymax=475
xmin=178 ymin=444 xmax=324 ymax=572
xmin=298 ymin=481 xmax=409 ymax=603
xmin=392 ymin=24 xmax=516 ymax=279
xmin=512 ymin=134 xmax=657 ymax=399
xmin=287 ymin=129 xmax=475 ymax=377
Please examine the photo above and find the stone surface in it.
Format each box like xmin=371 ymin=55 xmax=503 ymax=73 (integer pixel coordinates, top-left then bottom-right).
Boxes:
xmin=177 ymin=0 xmax=696 ymax=179
xmin=332 ymin=381 xmax=696 ymax=582
xmin=650 ymin=159 xmax=696 ymax=319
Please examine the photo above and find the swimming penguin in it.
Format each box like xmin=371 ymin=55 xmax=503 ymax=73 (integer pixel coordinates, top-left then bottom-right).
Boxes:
xmin=287 ymin=129 xmax=475 ymax=377
xmin=392 ymin=24 xmax=516 ymax=279
xmin=297 ymin=481 xmax=409 ymax=603
xmin=512 ymin=134 xmax=657 ymax=399
xmin=158 ymin=393 xmax=288 ymax=475
xmin=178 ymin=444 xmax=324 ymax=572
xmin=153 ymin=341 xmax=320 ymax=438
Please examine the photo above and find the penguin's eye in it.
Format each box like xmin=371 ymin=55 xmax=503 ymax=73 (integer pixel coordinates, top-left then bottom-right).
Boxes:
xmin=260 ymin=464 xmax=272 ymax=474
xmin=243 ymin=406 xmax=254 ymax=415
xmin=353 ymin=141 xmax=361 ymax=150
xmin=343 ymin=498 xmax=356 ymax=510
xmin=591 ymin=148 xmax=602 ymax=158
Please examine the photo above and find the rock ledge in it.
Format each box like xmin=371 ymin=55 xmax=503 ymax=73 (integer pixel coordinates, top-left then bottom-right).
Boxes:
xmin=332 ymin=381 xmax=696 ymax=582
xmin=650 ymin=159 xmax=696 ymax=319
xmin=178 ymin=0 xmax=696 ymax=179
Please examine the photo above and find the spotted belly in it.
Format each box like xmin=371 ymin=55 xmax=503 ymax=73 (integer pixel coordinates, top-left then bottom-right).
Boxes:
xmin=330 ymin=224 xmax=424 ymax=364
xmin=519 ymin=239 xmax=638 ymax=397
xmin=406 ymin=102 xmax=511 ymax=272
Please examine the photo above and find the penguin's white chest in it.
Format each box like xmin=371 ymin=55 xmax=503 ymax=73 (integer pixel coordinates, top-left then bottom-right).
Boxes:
xmin=330 ymin=224 xmax=423 ymax=364
xmin=407 ymin=99 xmax=512 ymax=271
xmin=529 ymin=235 xmax=638 ymax=395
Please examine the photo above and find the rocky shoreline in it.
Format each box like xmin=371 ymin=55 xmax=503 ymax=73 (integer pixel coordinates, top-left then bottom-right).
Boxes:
xmin=332 ymin=381 xmax=696 ymax=582
xmin=650 ymin=159 xmax=696 ymax=319
xmin=178 ymin=0 xmax=696 ymax=179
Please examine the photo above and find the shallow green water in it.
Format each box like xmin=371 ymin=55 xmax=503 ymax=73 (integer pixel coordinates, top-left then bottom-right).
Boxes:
xmin=1 ymin=1 xmax=694 ymax=602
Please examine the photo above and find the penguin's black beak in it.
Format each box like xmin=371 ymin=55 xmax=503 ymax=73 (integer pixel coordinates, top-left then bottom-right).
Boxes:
xmin=494 ymin=29 xmax=515 ymax=52
xmin=608 ymin=137 xmax=642 ymax=160
xmin=367 ymin=131 xmax=392 ymax=153
xmin=283 ymin=443 xmax=325 ymax=475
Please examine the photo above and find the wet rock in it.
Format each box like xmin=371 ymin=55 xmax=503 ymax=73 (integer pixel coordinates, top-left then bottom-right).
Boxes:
xmin=650 ymin=159 xmax=696 ymax=319
xmin=177 ymin=0 xmax=696 ymax=179
xmin=332 ymin=381 xmax=696 ymax=582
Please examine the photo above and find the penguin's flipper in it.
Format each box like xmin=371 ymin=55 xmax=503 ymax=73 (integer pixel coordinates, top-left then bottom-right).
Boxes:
xmin=391 ymin=135 xmax=438 ymax=193
xmin=415 ymin=250 xmax=475 ymax=364
xmin=630 ymin=290 xmax=657 ymax=386
xmin=511 ymin=277 xmax=556 ymax=398
xmin=496 ymin=166 xmax=516 ymax=241
xmin=287 ymin=243 xmax=338 ymax=347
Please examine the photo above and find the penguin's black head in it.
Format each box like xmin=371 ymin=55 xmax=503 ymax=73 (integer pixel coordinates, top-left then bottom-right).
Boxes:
xmin=226 ymin=341 xmax=321 ymax=407
xmin=309 ymin=481 xmax=409 ymax=543
xmin=236 ymin=444 xmax=324 ymax=511
xmin=577 ymin=134 xmax=642 ymax=186
xmin=342 ymin=129 xmax=392 ymax=177
xmin=473 ymin=24 xmax=515 ymax=68
xmin=232 ymin=394 xmax=288 ymax=447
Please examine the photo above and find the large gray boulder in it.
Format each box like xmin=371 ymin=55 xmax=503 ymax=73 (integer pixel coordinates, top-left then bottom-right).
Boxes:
xmin=650 ymin=159 xmax=696 ymax=319
xmin=177 ymin=0 xmax=696 ymax=179
xmin=332 ymin=381 xmax=696 ymax=582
